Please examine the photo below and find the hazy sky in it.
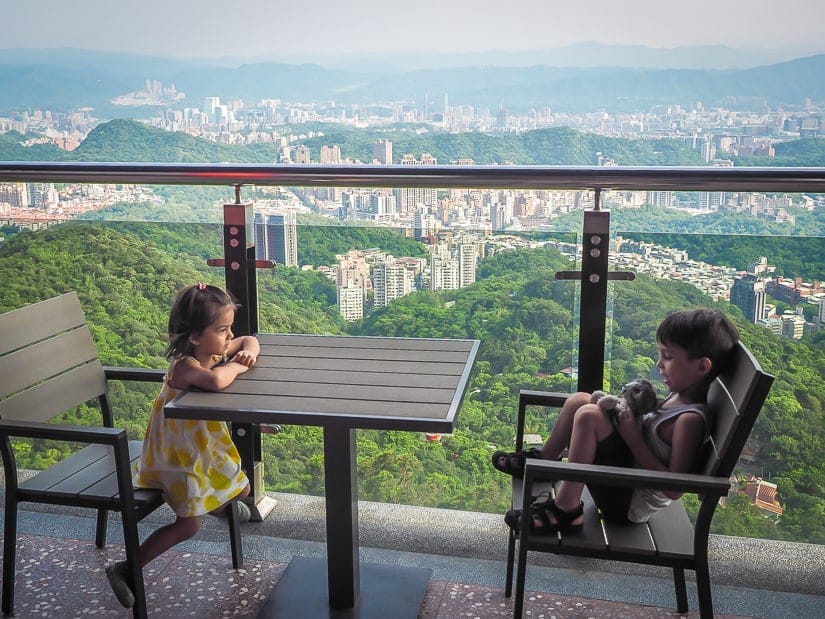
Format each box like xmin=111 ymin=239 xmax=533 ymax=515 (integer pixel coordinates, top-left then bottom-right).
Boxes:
xmin=6 ymin=0 xmax=825 ymax=58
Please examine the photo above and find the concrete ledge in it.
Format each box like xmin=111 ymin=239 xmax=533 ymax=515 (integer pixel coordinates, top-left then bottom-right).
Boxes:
xmin=2 ymin=487 xmax=824 ymax=597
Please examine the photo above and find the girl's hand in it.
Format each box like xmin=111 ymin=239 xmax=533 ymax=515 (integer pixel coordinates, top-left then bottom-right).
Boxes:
xmin=231 ymin=350 xmax=258 ymax=367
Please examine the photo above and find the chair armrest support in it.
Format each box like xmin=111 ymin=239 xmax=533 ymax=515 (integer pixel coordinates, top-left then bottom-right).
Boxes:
xmin=515 ymin=390 xmax=571 ymax=449
xmin=104 ymin=367 xmax=165 ymax=382
xmin=518 ymin=390 xmax=569 ymax=408
xmin=523 ymin=458 xmax=731 ymax=497
xmin=0 ymin=419 xmax=126 ymax=446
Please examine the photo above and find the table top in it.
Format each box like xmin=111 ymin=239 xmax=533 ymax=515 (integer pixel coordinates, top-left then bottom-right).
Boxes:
xmin=164 ymin=333 xmax=480 ymax=433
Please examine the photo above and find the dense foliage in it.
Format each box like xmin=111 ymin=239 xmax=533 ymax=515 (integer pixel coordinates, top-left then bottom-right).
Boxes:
xmin=3 ymin=223 xmax=825 ymax=544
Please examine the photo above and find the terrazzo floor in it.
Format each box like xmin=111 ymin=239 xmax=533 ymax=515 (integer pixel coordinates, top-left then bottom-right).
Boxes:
xmin=2 ymin=533 xmax=749 ymax=618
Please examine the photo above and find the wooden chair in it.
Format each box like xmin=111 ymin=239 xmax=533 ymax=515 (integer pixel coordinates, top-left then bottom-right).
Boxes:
xmin=0 ymin=292 xmax=244 ymax=618
xmin=504 ymin=341 xmax=774 ymax=618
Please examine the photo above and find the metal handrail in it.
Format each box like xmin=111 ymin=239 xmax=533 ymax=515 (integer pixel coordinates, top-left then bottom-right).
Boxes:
xmin=1 ymin=162 xmax=825 ymax=192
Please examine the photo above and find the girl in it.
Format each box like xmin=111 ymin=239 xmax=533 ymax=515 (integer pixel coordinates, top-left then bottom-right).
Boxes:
xmin=497 ymin=308 xmax=739 ymax=532
xmin=106 ymin=283 xmax=259 ymax=608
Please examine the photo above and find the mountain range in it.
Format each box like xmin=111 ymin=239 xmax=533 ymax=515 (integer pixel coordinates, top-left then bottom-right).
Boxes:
xmin=0 ymin=47 xmax=823 ymax=117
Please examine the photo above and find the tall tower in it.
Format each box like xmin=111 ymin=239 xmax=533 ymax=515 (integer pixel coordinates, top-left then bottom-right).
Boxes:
xmin=254 ymin=209 xmax=298 ymax=267
xmin=730 ymin=274 xmax=766 ymax=323
xmin=372 ymin=139 xmax=393 ymax=165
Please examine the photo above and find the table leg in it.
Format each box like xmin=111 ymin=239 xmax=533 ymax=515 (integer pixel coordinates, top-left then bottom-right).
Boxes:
xmin=231 ymin=422 xmax=277 ymax=521
xmin=323 ymin=425 xmax=359 ymax=608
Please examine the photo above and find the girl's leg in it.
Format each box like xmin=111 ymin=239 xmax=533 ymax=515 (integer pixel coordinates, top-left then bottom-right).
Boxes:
xmin=138 ymin=515 xmax=202 ymax=567
xmin=208 ymin=483 xmax=251 ymax=517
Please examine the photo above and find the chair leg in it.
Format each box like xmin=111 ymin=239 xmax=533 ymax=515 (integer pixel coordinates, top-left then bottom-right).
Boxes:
xmin=513 ymin=535 xmax=529 ymax=618
xmin=228 ymin=501 xmax=244 ymax=569
xmin=2 ymin=501 xmax=18 ymax=616
xmin=95 ymin=507 xmax=109 ymax=548
xmin=119 ymin=511 xmax=148 ymax=619
xmin=696 ymin=560 xmax=714 ymax=619
xmin=504 ymin=527 xmax=516 ymax=597
xmin=672 ymin=567 xmax=688 ymax=613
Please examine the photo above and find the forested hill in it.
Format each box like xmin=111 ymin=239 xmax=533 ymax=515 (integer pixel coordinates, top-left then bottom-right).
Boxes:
xmin=3 ymin=222 xmax=825 ymax=542
xmin=5 ymin=117 xmax=825 ymax=167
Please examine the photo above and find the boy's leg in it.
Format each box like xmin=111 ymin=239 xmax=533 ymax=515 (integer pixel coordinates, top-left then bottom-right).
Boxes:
xmin=548 ymin=404 xmax=616 ymax=520
xmin=540 ymin=392 xmax=592 ymax=459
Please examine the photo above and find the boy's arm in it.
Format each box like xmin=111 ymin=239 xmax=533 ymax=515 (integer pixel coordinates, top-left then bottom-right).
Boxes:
xmin=619 ymin=411 xmax=705 ymax=499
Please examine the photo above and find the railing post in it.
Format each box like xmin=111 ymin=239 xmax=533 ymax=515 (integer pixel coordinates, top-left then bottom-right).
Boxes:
xmin=221 ymin=196 xmax=276 ymax=520
xmin=576 ymin=200 xmax=610 ymax=393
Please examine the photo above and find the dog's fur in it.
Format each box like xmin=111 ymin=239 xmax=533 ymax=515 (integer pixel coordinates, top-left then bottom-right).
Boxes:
xmin=591 ymin=379 xmax=660 ymax=422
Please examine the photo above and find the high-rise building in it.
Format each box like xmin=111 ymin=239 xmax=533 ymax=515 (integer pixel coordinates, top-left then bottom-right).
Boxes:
xmin=372 ymin=256 xmax=412 ymax=307
xmin=337 ymin=282 xmax=364 ymax=322
xmin=730 ymin=274 xmax=766 ymax=323
xmin=254 ymin=209 xmax=298 ymax=267
xmin=394 ymin=153 xmax=437 ymax=213
xmin=320 ymin=145 xmax=341 ymax=164
xmin=458 ymin=243 xmax=478 ymax=288
xmin=372 ymin=139 xmax=392 ymax=164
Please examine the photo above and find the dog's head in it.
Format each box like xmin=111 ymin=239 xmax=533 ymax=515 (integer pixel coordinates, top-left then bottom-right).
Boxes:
xmin=620 ymin=379 xmax=659 ymax=417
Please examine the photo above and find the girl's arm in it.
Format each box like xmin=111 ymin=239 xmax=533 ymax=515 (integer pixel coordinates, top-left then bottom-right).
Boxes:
xmin=226 ymin=334 xmax=260 ymax=367
xmin=170 ymin=336 xmax=260 ymax=392
xmin=617 ymin=410 xmax=705 ymax=499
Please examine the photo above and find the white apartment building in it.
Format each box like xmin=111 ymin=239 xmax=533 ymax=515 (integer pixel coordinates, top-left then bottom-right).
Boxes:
xmin=372 ymin=256 xmax=413 ymax=308
xmin=337 ymin=282 xmax=364 ymax=321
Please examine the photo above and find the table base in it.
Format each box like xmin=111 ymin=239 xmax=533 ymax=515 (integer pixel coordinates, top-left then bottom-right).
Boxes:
xmin=249 ymin=495 xmax=278 ymax=522
xmin=258 ymin=556 xmax=432 ymax=618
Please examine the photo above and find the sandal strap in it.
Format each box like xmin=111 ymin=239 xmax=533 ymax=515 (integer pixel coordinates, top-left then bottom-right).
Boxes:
xmin=539 ymin=498 xmax=584 ymax=525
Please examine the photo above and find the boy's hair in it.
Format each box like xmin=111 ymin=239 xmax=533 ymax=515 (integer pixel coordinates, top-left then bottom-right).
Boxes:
xmin=165 ymin=284 xmax=238 ymax=359
xmin=656 ymin=308 xmax=739 ymax=378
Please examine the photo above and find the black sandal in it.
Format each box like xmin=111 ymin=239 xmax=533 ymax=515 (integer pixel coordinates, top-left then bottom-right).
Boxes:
xmin=491 ymin=446 xmax=543 ymax=477
xmin=505 ymin=495 xmax=584 ymax=535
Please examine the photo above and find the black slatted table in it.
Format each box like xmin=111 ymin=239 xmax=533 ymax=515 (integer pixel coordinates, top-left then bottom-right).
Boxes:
xmin=164 ymin=333 xmax=479 ymax=618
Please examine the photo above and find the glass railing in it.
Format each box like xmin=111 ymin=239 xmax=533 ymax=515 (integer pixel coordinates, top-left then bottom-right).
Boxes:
xmin=1 ymin=162 xmax=823 ymax=547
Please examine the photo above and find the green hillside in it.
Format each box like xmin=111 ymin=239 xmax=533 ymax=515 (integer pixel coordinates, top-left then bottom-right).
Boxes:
xmin=2 ymin=222 xmax=825 ymax=543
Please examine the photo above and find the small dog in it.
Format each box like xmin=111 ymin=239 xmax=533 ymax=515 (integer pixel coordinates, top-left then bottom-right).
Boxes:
xmin=591 ymin=379 xmax=660 ymax=423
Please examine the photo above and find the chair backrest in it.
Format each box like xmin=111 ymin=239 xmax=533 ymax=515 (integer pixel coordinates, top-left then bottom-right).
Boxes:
xmin=0 ymin=292 xmax=109 ymax=423
xmin=700 ymin=341 xmax=774 ymax=478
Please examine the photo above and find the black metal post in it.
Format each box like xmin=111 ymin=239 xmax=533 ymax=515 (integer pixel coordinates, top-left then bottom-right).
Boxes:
xmin=576 ymin=197 xmax=610 ymax=393
xmin=222 ymin=198 xmax=273 ymax=519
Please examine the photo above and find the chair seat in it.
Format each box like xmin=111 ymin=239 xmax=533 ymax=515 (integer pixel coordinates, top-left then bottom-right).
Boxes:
xmin=18 ymin=440 xmax=164 ymax=515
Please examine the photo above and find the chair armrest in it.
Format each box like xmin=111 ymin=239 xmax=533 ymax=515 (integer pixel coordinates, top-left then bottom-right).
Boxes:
xmin=523 ymin=458 xmax=731 ymax=497
xmin=0 ymin=419 xmax=126 ymax=446
xmin=518 ymin=390 xmax=569 ymax=408
xmin=514 ymin=390 xmax=571 ymax=451
xmin=104 ymin=367 xmax=165 ymax=382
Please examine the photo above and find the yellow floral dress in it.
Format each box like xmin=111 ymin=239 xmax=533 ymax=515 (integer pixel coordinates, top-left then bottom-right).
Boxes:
xmin=133 ymin=360 xmax=249 ymax=517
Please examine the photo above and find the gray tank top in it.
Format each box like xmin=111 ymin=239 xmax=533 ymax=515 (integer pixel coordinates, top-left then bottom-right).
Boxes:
xmin=627 ymin=398 xmax=709 ymax=523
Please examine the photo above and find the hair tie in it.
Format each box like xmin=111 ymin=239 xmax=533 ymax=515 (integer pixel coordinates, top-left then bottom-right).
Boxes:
xmin=197 ymin=282 xmax=207 ymax=291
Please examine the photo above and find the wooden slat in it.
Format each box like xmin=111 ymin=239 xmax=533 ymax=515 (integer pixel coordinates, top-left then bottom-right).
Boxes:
xmin=254 ymin=355 xmax=466 ymax=375
xmin=170 ymin=392 xmax=450 ymax=421
xmin=603 ymin=518 xmax=656 ymax=556
xmin=0 ymin=292 xmax=85 ymax=356
xmin=256 ymin=333 xmax=475 ymax=352
xmin=18 ymin=443 xmax=112 ymax=492
xmin=647 ymin=501 xmax=694 ymax=560
xmin=221 ymin=379 xmax=456 ymax=404
xmin=238 ymin=367 xmax=461 ymax=389
xmin=555 ymin=487 xmax=607 ymax=552
xmin=0 ymin=361 xmax=108 ymax=423
xmin=258 ymin=344 xmax=472 ymax=364
xmin=0 ymin=327 xmax=100 ymax=399
xmin=84 ymin=440 xmax=145 ymax=498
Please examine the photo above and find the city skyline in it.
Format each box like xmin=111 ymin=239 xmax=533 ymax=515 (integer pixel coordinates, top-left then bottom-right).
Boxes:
xmin=5 ymin=1 xmax=825 ymax=61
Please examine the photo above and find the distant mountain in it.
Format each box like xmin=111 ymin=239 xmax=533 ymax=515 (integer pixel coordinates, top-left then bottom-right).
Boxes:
xmin=1 ymin=48 xmax=824 ymax=116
